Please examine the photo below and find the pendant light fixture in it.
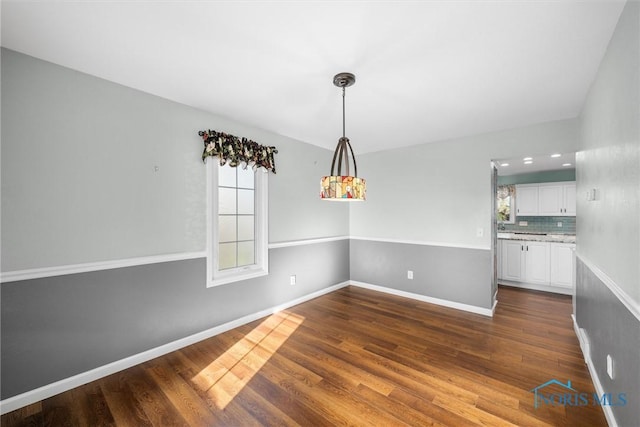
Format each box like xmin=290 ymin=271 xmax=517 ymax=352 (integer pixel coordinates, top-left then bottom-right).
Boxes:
xmin=320 ymin=72 xmax=366 ymax=201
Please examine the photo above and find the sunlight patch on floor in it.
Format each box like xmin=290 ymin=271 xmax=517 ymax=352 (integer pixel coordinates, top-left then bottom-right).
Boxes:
xmin=193 ymin=311 xmax=304 ymax=409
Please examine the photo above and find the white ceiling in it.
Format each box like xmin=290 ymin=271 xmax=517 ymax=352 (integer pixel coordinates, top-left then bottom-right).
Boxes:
xmin=495 ymin=152 xmax=576 ymax=176
xmin=1 ymin=0 xmax=626 ymax=154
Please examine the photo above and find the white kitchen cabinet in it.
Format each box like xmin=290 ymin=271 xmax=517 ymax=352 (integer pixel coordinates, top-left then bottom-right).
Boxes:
xmin=515 ymin=185 xmax=538 ymax=216
xmin=550 ymin=243 xmax=576 ymax=288
xmin=501 ymin=240 xmax=525 ymax=281
xmin=538 ymin=185 xmax=563 ymax=215
xmin=499 ymin=239 xmax=574 ymax=294
xmin=524 ymin=241 xmax=550 ymax=285
xmin=563 ymin=183 xmax=576 ymax=215
xmin=501 ymin=240 xmax=551 ymax=285
xmin=538 ymin=183 xmax=576 ymax=216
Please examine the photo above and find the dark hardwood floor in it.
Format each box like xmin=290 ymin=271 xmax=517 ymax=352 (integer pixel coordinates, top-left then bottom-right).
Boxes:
xmin=1 ymin=285 xmax=607 ymax=426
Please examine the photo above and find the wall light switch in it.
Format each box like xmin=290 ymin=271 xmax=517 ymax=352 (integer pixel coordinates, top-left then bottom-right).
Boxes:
xmin=290 ymin=275 xmax=296 ymax=286
xmin=407 ymin=270 xmax=414 ymax=280
xmin=607 ymin=354 xmax=614 ymax=379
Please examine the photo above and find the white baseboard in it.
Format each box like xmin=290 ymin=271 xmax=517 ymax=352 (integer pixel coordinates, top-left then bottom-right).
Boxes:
xmin=0 ymin=281 xmax=350 ymax=415
xmin=349 ymin=281 xmax=494 ymax=317
xmin=572 ymin=314 xmax=618 ymax=427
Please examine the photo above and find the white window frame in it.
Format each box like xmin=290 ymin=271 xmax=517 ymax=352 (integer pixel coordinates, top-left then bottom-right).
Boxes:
xmin=206 ymin=161 xmax=269 ymax=287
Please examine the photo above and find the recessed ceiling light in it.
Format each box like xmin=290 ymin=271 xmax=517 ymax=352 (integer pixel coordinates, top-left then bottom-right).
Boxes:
xmin=551 ymin=153 xmax=562 ymax=158
xmin=562 ymin=163 xmax=572 ymax=167
xmin=501 ymin=163 xmax=509 ymax=167
xmin=524 ymin=160 xmax=533 ymax=165
xmin=523 ymin=157 xmax=532 ymax=161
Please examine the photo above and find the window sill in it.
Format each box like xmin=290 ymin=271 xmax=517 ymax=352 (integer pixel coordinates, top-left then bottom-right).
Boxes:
xmin=207 ymin=268 xmax=268 ymax=288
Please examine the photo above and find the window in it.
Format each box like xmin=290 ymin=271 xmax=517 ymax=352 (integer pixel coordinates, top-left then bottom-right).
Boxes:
xmin=497 ymin=184 xmax=515 ymax=224
xmin=207 ymin=162 xmax=268 ymax=287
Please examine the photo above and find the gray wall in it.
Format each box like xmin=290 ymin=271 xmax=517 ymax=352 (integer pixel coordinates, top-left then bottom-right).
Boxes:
xmin=576 ymin=259 xmax=639 ymax=427
xmin=0 ymin=49 xmax=350 ymax=400
xmin=349 ymin=118 xmax=579 ymax=308
xmin=350 ymin=240 xmax=492 ymax=309
xmin=1 ymin=241 xmax=349 ymax=399
xmin=4 ymin=10 xmax=637 ymax=410
xmin=575 ymin=1 xmax=640 ymax=426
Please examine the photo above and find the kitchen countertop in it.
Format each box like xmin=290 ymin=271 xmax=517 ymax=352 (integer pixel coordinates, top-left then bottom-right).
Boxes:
xmin=497 ymin=232 xmax=576 ymax=244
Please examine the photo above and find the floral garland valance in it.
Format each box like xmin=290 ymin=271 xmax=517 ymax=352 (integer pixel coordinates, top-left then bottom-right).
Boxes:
xmin=199 ymin=129 xmax=278 ymax=173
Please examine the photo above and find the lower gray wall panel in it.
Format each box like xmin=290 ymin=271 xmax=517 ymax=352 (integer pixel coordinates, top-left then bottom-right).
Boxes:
xmin=350 ymin=239 xmax=492 ymax=309
xmin=575 ymin=257 xmax=640 ymax=427
xmin=0 ymin=239 xmax=349 ymax=400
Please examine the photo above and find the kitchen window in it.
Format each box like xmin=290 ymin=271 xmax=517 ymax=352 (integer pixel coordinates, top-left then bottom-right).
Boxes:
xmin=207 ymin=162 xmax=268 ymax=287
xmin=497 ymin=184 xmax=515 ymax=224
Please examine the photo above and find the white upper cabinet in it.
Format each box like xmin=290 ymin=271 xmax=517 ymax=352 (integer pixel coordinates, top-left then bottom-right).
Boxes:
xmin=563 ymin=183 xmax=576 ymax=216
xmin=515 ymin=185 xmax=538 ymax=216
xmin=515 ymin=182 xmax=576 ymax=217
xmin=538 ymin=183 xmax=576 ymax=216
xmin=538 ymin=185 xmax=563 ymax=215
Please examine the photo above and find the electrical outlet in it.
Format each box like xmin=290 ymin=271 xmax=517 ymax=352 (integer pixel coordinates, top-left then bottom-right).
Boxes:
xmin=557 ymin=222 xmax=563 ymax=227
xmin=290 ymin=275 xmax=296 ymax=286
xmin=607 ymin=354 xmax=614 ymax=379
xmin=519 ymin=221 xmax=528 ymax=226
xmin=407 ymin=270 xmax=413 ymax=280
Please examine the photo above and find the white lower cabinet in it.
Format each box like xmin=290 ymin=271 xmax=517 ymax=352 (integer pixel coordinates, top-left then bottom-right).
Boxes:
xmin=499 ymin=240 xmax=574 ymax=293
xmin=501 ymin=240 xmax=525 ymax=282
xmin=501 ymin=240 xmax=549 ymax=284
xmin=524 ymin=241 xmax=551 ymax=285
xmin=550 ymin=243 xmax=576 ymax=288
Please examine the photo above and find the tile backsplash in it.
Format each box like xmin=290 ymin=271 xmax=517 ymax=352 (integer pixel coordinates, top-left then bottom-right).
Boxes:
xmin=499 ymin=216 xmax=575 ymax=234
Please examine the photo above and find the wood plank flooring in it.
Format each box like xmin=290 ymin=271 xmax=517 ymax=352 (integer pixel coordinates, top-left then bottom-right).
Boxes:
xmin=1 ymin=285 xmax=607 ymax=426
